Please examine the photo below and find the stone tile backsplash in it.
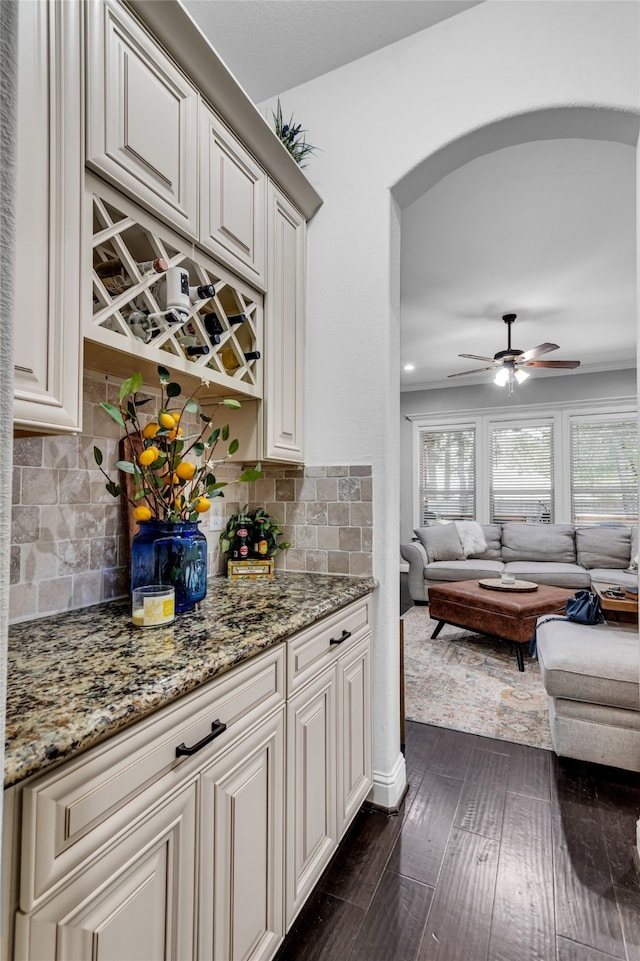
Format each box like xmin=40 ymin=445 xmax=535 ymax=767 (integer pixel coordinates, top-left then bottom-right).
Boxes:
xmin=10 ymin=372 xmax=373 ymax=623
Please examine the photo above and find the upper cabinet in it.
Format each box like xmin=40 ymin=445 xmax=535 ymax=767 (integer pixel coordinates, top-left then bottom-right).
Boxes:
xmin=200 ymin=106 xmax=267 ymax=290
xmin=86 ymin=0 xmax=199 ymax=238
xmin=13 ymin=0 xmax=84 ymax=433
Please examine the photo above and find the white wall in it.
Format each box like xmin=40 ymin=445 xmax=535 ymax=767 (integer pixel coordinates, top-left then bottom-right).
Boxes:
xmin=400 ymin=368 xmax=638 ymax=545
xmin=263 ymin=0 xmax=640 ymax=807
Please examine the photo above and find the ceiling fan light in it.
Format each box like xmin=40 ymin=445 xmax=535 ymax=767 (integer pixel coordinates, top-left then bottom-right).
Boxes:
xmin=494 ymin=368 xmax=509 ymax=386
xmin=514 ymin=368 xmax=530 ymax=384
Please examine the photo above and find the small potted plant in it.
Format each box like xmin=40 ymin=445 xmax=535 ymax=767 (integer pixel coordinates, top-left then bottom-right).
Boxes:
xmin=272 ymin=99 xmax=317 ymax=168
xmin=220 ymin=506 xmax=291 ymax=561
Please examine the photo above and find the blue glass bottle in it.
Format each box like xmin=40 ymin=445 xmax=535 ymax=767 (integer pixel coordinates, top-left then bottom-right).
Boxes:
xmin=130 ymin=520 xmax=208 ymax=613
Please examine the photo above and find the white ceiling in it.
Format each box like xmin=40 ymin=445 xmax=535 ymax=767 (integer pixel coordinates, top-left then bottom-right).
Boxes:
xmin=184 ymin=1 xmax=637 ymax=393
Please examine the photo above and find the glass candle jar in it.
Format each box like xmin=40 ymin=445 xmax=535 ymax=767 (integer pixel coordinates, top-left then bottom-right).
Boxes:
xmin=132 ymin=585 xmax=175 ymax=627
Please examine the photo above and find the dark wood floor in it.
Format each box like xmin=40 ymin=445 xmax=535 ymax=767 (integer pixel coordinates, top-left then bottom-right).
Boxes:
xmin=275 ymin=721 xmax=640 ymax=961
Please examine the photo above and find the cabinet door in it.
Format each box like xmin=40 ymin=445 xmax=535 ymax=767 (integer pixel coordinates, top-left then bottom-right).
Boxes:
xmin=286 ymin=669 xmax=337 ymax=926
xmin=86 ymin=0 xmax=198 ymax=238
xmin=337 ymin=635 xmax=372 ymax=837
xmin=13 ymin=0 xmax=83 ymax=433
xmin=199 ymin=710 xmax=285 ymax=961
xmin=264 ymin=185 xmax=306 ymax=464
xmin=200 ymin=105 xmax=266 ymax=290
xmin=14 ymin=784 xmax=197 ymax=961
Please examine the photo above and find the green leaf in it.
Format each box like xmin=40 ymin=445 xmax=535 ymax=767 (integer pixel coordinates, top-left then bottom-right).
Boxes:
xmin=93 ymin=446 xmax=103 ymax=467
xmin=119 ymin=373 xmax=143 ymax=402
xmin=134 ymin=490 xmax=148 ymax=501
xmin=200 ymin=413 xmax=212 ymax=424
xmin=114 ymin=460 xmax=136 ymax=474
xmin=208 ymin=427 xmax=220 ymax=445
xmin=184 ymin=399 xmax=198 ymax=414
xmin=206 ymin=482 xmax=227 ymax=492
xmin=227 ymin=438 xmax=239 ymax=455
xmin=166 ymin=382 xmax=181 ymax=398
xmin=222 ymin=398 xmax=241 ymax=409
xmin=194 ymin=441 xmax=205 ymax=457
xmin=157 ymin=365 xmax=170 ymax=384
xmin=149 ymin=456 xmax=166 ymax=470
xmin=105 ymin=481 xmax=121 ymax=498
xmin=239 ymin=466 xmax=263 ymax=483
xmin=126 ymin=401 xmax=137 ymax=421
xmin=100 ymin=402 xmax=126 ymax=430
xmin=221 ymin=424 xmax=230 ymax=441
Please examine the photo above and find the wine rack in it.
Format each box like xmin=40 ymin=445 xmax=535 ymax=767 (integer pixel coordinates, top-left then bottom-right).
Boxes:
xmin=86 ymin=176 xmax=262 ymax=398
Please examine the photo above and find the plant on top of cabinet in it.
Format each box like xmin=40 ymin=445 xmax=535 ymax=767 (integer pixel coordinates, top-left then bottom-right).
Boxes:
xmin=272 ymin=100 xmax=318 ymax=168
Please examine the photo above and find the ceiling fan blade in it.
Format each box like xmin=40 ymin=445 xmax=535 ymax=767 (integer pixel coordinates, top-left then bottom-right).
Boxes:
xmin=520 ymin=359 xmax=581 ymax=369
xmin=447 ymin=365 xmax=499 ymax=378
xmin=458 ymin=353 xmax=497 ymax=363
xmin=521 ymin=342 xmax=559 ymax=361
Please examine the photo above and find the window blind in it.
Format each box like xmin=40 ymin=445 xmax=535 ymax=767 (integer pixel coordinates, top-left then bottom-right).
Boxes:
xmin=489 ymin=423 xmax=554 ymax=524
xmin=419 ymin=427 xmax=475 ymax=523
xmin=570 ymin=418 xmax=638 ymax=525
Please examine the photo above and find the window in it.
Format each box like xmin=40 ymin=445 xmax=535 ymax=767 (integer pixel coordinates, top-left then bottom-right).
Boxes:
xmin=418 ymin=426 xmax=475 ymax=522
xmin=489 ymin=423 xmax=554 ymax=524
xmin=570 ymin=416 xmax=638 ymax=525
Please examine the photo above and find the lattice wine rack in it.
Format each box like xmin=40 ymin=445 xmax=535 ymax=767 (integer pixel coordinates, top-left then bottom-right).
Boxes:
xmin=87 ymin=178 xmax=262 ymax=398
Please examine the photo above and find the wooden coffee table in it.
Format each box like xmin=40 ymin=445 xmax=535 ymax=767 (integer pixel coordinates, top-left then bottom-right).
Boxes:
xmin=427 ymin=580 xmax=575 ymax=671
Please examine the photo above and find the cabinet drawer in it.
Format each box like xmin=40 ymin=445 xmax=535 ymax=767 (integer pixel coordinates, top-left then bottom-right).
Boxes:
xmin=287 ymin=598 xmax=371 ymax=695
xmin=20 ymin=646 xmax=284 ymax=911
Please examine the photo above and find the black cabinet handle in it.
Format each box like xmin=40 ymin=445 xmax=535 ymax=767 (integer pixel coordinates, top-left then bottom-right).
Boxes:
xmin=175 ymin=719 xmax=227 ymax=757
xmin=330 ymin=629 xmax=352 ymax=645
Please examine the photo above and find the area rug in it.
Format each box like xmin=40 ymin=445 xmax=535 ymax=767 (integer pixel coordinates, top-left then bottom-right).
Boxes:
xmin=402 ymin=605 xmax=553 ymax=750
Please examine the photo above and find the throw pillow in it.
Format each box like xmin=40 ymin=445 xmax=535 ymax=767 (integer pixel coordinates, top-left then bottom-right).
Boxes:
xmin=454 ymin=521 xmax=487 ymax=558
xmin=414 ymin=523 xmax=464 ymax=563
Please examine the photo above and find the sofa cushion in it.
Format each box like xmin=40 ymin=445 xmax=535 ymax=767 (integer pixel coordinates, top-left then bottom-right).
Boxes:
xmin=469 ymin=524 xmax=502 ymax=561
xmin=536 ymin=621 xmax=639 ymax=711
xmin=501 ymin=523 xmax=576 ymax=563
xmin=576 ymin=525 xmax=631 ymax=570
xmin=424 ymin=559 xmax=504 ymax=582
xmin=589 ymin=568 xmax=639 ymax=591
xmin=453 ymin=521 xmax=487 ymax=557
xmin=503 ymin=561 xmax=591 ymax=589
xmin=414 ymin=524 xmax=464 ymax=562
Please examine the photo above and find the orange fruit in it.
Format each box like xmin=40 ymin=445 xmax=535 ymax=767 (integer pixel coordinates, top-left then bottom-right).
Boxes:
xmin=138 ymin=446 xmax=159 ymax=466
xmin=142 ymin=422 xmax=159 ymax=439
xmin=176 ymin=461 xmax=196 ymax=480
xmin=133 ymin=505 xmax=152 ymax=522
xmin=167 ymin=427 xmax=184 ymax=441
xmin=193 ymin=497 xmax=211 ymax=513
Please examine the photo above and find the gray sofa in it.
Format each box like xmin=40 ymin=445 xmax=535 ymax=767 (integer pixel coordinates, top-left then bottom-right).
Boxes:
xmin=401 ymin=522 xmax=638 ymax=603
xmin=536 ymin=618 xmax=640 ymax=772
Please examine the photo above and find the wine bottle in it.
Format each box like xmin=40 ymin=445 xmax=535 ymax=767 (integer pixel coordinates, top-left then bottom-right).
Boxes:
xmin=227 ymin=313 xmax=247 ymax=326
xmin=189 ymin=284 xmax=216 ymax=304
xmin=252 ymin=518 xmax=269 ymax=558
xmin=176 ymin=326 xmax=210 ymax=358
xmin=220 ymin=348 xmax=261 ymax=372
xmin=185 ymin=344 xmax=210 ymax=357
xmin=202 ymin=312 xmax=223 ymax=345
xmin=232 ymin=515 xmax=252 ymax=560
xmin=95 ymin=257 xmax=168 ymax=279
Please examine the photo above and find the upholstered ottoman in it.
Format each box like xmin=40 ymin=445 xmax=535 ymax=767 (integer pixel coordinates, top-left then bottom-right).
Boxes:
xmin=427 ymin=580 xmax=573 ymax=670
xmin=536 ymin=620 xmax=640 ymax=772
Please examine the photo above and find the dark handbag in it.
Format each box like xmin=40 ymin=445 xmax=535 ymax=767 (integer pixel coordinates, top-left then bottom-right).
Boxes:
xmin=529 ymin=589 xmax=604 ymax=659
xmin=565 ymin=589 xmax=604 ymax=625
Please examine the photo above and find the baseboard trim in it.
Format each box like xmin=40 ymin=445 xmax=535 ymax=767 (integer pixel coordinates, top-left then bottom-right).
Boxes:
xmin=368 ymin=751 xmax=407 ymax=810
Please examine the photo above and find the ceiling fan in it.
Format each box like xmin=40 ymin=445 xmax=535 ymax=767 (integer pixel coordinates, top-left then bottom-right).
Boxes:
xmin=447 ymin=313 xmax=580 ymax=393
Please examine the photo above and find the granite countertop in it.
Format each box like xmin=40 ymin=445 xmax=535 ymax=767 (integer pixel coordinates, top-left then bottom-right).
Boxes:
xmin=5 ymin=572 xmax=376 ymax=788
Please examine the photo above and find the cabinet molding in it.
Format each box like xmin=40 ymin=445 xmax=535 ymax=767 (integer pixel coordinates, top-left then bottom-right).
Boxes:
xmin=13 ymin=0 xmax=83 ymax=433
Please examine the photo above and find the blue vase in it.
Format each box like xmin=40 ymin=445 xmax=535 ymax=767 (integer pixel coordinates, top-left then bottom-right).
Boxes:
xmin=130 ymin=520 xmax=208 ymax=613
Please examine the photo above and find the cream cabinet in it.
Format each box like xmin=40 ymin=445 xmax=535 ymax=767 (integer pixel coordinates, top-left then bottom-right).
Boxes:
xmin=200 ymin=105 xmax=267 ymax=291
xmin=9 ymin=646 xmax=285 ymax=961
xmin=13 ymin=0 xmax=84 ymax=433
xmin=86 ymin=0 xmax=199 ymax=238
xmin=264 ymin=186 xmax=306 ymax=463
xmin=286 ymin=599 xmax=372 ymax=924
